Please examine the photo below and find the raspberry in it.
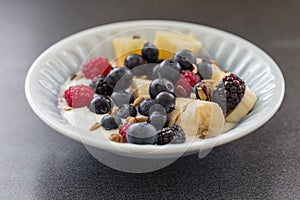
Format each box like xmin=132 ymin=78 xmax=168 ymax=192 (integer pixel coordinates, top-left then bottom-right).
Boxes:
xmin=82 ymin=57 xmax=112 ymax=79
xmin=119 ymin=123 xmax=132 ymax=143
xmin=174 ymin=76 xmax=192 ymax=98
xmin=64 ymin=85 xmax=94 ymax=108
xmin=157 ymin=125 xmax=186 ymax=145
xmin=181 ymin=70 xmax=201 ymax=87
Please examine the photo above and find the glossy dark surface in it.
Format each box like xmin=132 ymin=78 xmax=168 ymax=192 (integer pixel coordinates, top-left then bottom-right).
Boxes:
xmin=1 ymin=0 xmax=299 ymax=199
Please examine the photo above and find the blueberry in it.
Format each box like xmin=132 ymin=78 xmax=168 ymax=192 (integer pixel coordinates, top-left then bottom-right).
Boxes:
xmin=105 ymin=67 xmax=133 ymax=91
xmin=116 ymin=104 xmax=137 ymax=119
xmin=124 ymin=54 xmax=144 ymax=70
xmin=101 ymin=115 xmax=122 ymax=130
xmin=88 ymin=95 xmax=113 ymax=115
xmin=126 ymin=123 xmax=158 ymax=144
xmin=197 ymin=61 xmax=213 ymax=79
xmin=149 ymin=78 xmax=175 ymax=99
xmin=155 ymin=91 xmax=176 ymax=113
xmin=138 ymin=99 xmax=156 ymax=116
xmin=173 ymin=49 xmax=196 ymax=71
xmin=142 ymin=42 xmax=159 ymax=63
xmin=111 ymin=91 xmax=135 ymax=107
xmin=154 ymin=59 xmax=181 ymax=82
xmin=148 ymin=111 xmax=168 ymax=130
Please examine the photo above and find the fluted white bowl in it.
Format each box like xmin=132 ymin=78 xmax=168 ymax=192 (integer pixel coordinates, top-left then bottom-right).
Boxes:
xmin=25 ymin=20 xmax=284 ymax=159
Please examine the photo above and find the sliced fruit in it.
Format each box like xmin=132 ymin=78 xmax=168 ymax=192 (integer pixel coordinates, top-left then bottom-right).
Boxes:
xmin=113 ymin=35 xmax=147 ymax=66
xmin=129 ymin=78 xmax=151 ymax=98
xmin=167 ymin=97 xmax=194 ymax=125
xmin=154 ymin=31 xmax=202 ymax=60
xmin=176 ymin=100 xmax=225 ymax=137
xmin=226 ymin=86 xmax=257 ymax=123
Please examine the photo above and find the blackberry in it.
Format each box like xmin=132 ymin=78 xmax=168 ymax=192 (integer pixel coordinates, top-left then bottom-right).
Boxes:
xmin=90 ymin=75 xmax=113 ymax=96
xmin=157 ymin=125 xmax=186 ymax=145
xmin=212 ymin=73 xmax=246 ymax=114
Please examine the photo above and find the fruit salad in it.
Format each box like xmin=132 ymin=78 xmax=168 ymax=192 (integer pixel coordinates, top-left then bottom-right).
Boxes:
xmin=58 ymin=31 xmax=257 ymax=145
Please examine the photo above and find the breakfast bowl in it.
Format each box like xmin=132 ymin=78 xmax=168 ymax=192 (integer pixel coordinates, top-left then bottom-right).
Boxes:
xmin=25 ymin=20 xmax=284 ymax=171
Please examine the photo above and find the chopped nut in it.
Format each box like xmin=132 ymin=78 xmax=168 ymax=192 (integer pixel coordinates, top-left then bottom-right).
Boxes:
xmin=196 ymin=84 xmax=211 ymax=101
xmin=126 ymin=116 xmax=148 ymax=124
xmin=109 ymin=134 xmax=123 ymax=143
xmin=70 ymin=74 xmax=77 ymax=81
xmin=192 ymin=64 xmax=198 ymax=74
xmin=109 ymin=107 xmax=116 ymax=115
xmin=89 ymin=122 xmax=102 ymax=131
xmin=132 ymin=35 xmax=141 ymax=39
xmin=74 ymin=73 xmax=84 ymax=81
xmin=131 ymin=96 xmax=145 ymax=107
xmin=64 ymin=106 xmax=73 ymax=111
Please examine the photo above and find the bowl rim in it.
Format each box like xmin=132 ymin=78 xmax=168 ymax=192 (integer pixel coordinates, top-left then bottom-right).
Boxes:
xmin=25 ymin=20 xmax=285 ymax=156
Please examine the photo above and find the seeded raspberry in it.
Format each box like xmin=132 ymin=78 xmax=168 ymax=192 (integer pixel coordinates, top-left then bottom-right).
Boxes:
xmin=82 ymin=57 xmax=112 ymax=79
xmin=64 ymin=85 xmax=94 ymax=108
xmin=180 ymin=70 xmax=201 ymax=87
xmin=175 ymin=76 xmax=192 ymax=98
xmin=174 ymin=70 xmax=200 ymax=97
xmin=119 ymin=123 xmax=132 ymax=143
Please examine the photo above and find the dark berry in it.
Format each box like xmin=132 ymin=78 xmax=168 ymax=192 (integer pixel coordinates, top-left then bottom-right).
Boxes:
xmin=212 ymin=73 xmax=246 ymax=114
xmin=88 ymin=95 xmax=113 ymax=115
xmin=91 ymin=75 xmax=113 ymax=96
xmin=155 ymin=91 xmax=176 ymax=113
xmin=105 ymin=67 xmax=133 ymax=91
xmin=101 ymin=115 xmax=122 ymax=130
xmin=111 ymin=91 xmax=135 ymax=107
xmin=149 ymin=78 xmax=175 ymax=99
xmin=197 ymin=60 xmax=213 ymax=79
xmin=173 ymin=49 xmax=196 ymax=71
xmin=157 ymin=125 xmax=186 ymax=145
xmin=147 ymin=104 xmax=168 ymax=130
xmin=142 ymin=42 xmax=159 ymax=63
xmin=124 ymin=54 xmax=144 ymax=70
xmin=138 ymin=99 xmax=156 ymax=116
xmin=193 ymin=82 xmax=211 ymax=101
xmin=116 ymin=104 xmax=137 ymax=119
xmin=126 ymin=123 xmax=158 ymax=144
xmin=154 ymin=59 xmax=182 ymax=82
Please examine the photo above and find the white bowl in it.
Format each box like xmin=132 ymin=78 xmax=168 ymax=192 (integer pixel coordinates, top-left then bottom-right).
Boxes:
xmin=25 ymin=20 xmax=284 ymax=159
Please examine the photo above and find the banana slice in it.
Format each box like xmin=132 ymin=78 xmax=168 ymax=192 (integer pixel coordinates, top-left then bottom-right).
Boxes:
xmin=168 ymin=98 xmax=194 ymax=125
xmin=154 ymin=31 xmax=202 ymax=60
xmin=113 ymin=36 xmax=147 ymax=66
xmin=226 ymin=87 xmax=257 ymax=123
xmin=129 ymin=78 xmax=151 ymax=98
xmin=176 ymin=100 xmax=225 ymax=137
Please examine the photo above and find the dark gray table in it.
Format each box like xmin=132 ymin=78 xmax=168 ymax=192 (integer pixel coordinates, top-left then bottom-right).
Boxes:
xmin=1 ymin=0 xmax=299 ymax=199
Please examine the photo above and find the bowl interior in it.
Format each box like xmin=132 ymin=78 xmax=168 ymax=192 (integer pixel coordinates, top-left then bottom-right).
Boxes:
xmin=25 ymin=20 xmax=284 ymax=158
